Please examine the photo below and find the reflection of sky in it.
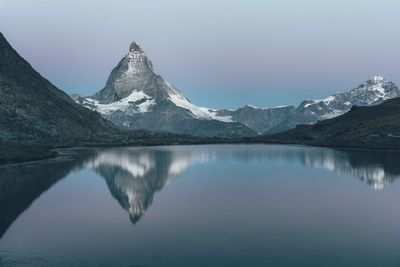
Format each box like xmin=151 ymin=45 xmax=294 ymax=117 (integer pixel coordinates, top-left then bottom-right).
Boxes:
xmin=1 ymin=0 xmax=400 ymax=109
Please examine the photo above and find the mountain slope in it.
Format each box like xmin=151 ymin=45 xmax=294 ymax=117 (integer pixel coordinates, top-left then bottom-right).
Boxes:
xmin=72 ymin=42 xmax=256 ymax=138
xmin=0 ymin=32 xmax=122 ymax=142
xmin=250 ymin=97 xmax=400 ymax=149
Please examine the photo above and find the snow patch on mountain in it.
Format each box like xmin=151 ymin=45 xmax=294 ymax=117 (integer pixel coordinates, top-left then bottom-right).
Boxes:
xmin=304 ymin=95 xmax=336 ymax=108
xmin=83 ymin=91 xmax=155 ymax=115
xmin=168 ymin=92 xmax=233 ymax=122
xmin=320 ymin=109 xmax=346 ymax=120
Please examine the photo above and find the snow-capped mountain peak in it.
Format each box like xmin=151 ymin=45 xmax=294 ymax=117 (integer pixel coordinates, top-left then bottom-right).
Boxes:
xmin=296 ymin=75 xmax=400 ymax=123
xmin=78 ymin=41 xmax=229 ymax=120
xmin=71 ymin=40 xmax=256 ymax=137
xmin=97 ymin=41 xmax=237 ymax=124
xmin=125 ymin=42 xmax=153 ymax=76
xmin=372 ymin=75 xmax=385 ymax=83
xmin=351 ymin=75 xmax=397 ymax=104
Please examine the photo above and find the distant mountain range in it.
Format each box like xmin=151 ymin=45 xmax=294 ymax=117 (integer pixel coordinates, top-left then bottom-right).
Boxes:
xmin=250 ymin=97 xmax=400 ymax=150
xmin=72 ymin=41 xmax=400 ymax=137
xmin=223 ymin=75 xmax=400 ymax=134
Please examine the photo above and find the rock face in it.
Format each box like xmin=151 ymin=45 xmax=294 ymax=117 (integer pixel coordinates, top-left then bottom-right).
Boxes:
xmin=73 ymin=42 xmax=256 ymax=138
xmin=216 ymin=105 xmax=298 ymax=134
xmin=0 ymin=32 xmax=121 ymax=142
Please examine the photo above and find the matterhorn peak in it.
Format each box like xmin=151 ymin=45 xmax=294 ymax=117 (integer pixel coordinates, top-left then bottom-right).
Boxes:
xmin=129 ymin=41 xmax=143 ymax=53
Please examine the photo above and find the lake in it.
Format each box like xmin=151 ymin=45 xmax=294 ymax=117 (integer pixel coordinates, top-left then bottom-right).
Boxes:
xmin=1 ymin=144 xmax=400 ymax=267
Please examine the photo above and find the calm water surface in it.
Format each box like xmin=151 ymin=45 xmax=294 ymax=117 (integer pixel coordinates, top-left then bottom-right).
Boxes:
xmin=1 ymin=144 xmax=400 ymax=267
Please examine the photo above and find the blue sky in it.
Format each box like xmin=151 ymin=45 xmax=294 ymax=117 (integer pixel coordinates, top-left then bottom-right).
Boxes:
xmin=1 ymin=0 xmax=399 ymax=109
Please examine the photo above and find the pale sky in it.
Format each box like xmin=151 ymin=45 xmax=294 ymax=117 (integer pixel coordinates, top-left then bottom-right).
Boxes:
xmin=1 ymin=0 xmax=399 ymax=109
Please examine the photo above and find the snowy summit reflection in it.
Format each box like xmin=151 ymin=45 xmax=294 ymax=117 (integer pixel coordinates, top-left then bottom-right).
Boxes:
xmin=83 ymin=147 xmax=208 ymax=223
xmin=82 ymin=146 xmax=400 ymax=223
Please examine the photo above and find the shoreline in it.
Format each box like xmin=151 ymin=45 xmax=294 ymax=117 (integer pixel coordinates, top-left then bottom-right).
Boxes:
xmin=2 ymin=139 xmax=400 ymax=166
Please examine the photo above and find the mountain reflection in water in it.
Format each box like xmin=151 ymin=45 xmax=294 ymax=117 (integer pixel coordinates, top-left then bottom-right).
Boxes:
xmin=1 ymin=145 xmax=400 ymax=238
